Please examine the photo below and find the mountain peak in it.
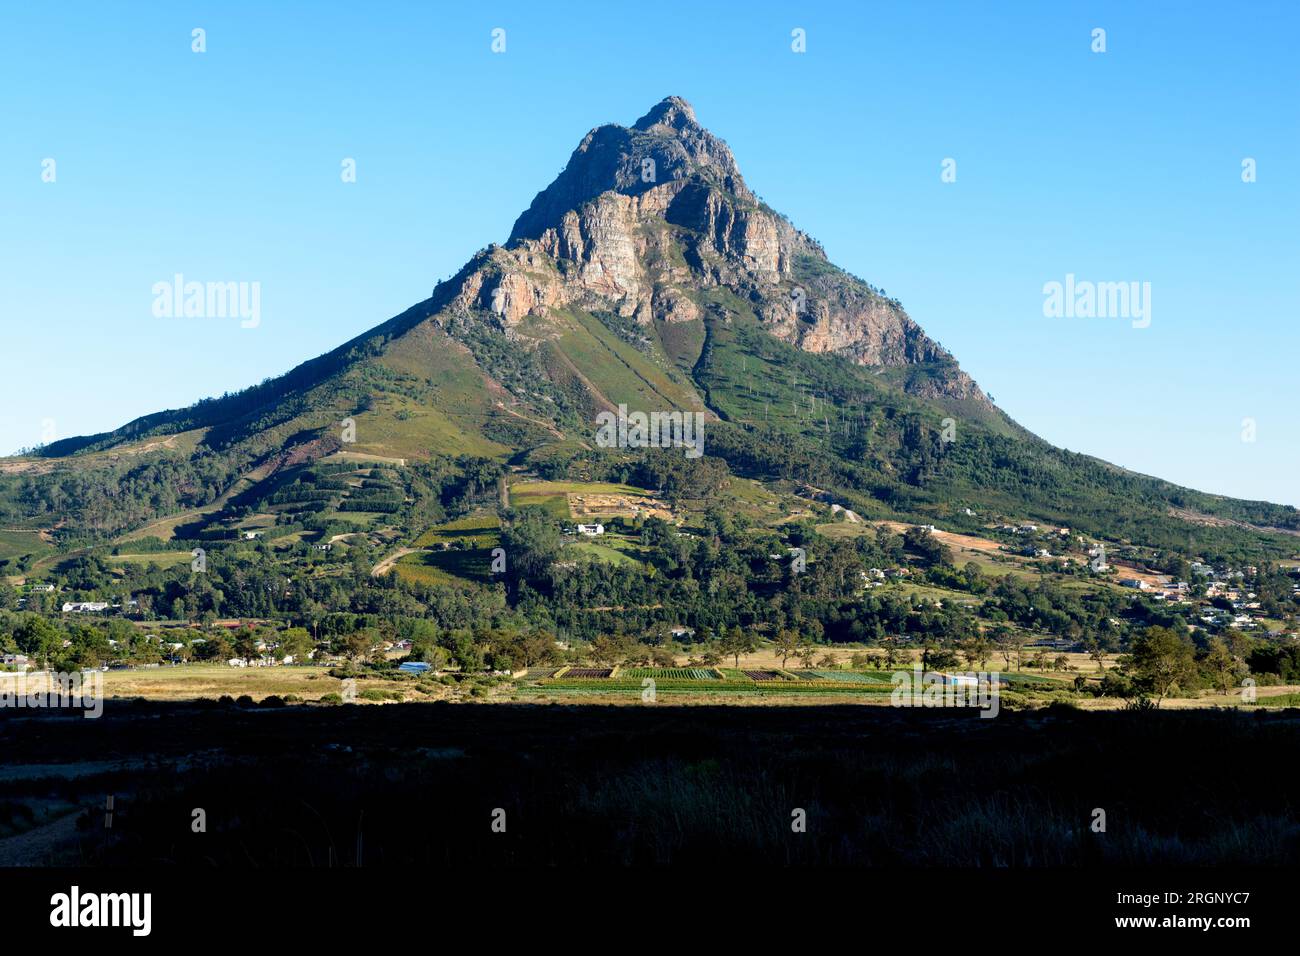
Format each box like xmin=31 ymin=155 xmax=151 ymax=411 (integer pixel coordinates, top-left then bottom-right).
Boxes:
xmin=482 ymin=99 xmax=989 ymax=410
xmin=508 ymin=96 xmax=747 ymax=243
xmin=632 ymin=95 xmax=698 ymax=131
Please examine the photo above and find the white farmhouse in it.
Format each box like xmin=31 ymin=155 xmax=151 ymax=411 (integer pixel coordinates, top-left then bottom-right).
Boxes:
xmin=62 ymin=601 xmax=109 ymax=613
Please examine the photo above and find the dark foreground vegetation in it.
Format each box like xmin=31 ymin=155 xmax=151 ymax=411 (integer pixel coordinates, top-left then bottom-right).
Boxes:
xmin=3 ymin=702 xmax=1298 ymax=866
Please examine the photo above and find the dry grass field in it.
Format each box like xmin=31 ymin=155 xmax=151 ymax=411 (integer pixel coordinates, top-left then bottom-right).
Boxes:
xmin=97 ymin=664 xmax=345 ymax=701
xmin=84 ymin=664 xmax=426 ymax=703
xmin=87 ymin=664 xmax=508 ymax=706
xmin=716 ymin=647 xmax=1122 ymax=677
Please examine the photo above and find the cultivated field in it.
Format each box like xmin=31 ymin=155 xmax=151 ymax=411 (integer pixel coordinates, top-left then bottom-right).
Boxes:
xmin=17 ymin=647 xmax=1291 ymax=713
xmin=507 ymin=480 xmax=667 ymax=521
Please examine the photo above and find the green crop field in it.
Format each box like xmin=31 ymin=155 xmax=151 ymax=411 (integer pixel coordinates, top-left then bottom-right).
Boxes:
xmin=413 ymin=512 xmax=500 ymax=548
xmin=800 ymin=669 xmax=894 ymax=683
xmin=620 ymin=667 xmax=721 ymax=680
xmin=0 ymin=529 xmax=54 ymax=565
xmin=508 ymin=479 xmax=657 ymax=521
xmin=569 ymin=541 xmax=641 ymax=565
xmin=1254 ymin=692 xmax=1300 ymax=708
xmin=394 ymin=547 xmax=499 ymax=586
xmin=107 ymin=551 xmax=194 ymax=569
xmin=512 ymin=480 xmax=648 ymax=497
xmin=507 ymin=485 xmax=572 ymax=518
xmin=529 ymin=666 xmax=899 ymax=696
xmin=526 ymin=679 xmax=897 ymax=696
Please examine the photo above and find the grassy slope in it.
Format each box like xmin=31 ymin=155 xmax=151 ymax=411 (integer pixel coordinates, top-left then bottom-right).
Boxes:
xmin=551 ymin=308 xmax=704 ymax=414
xmin=2 ymin=226 xmax=1296 ymax=563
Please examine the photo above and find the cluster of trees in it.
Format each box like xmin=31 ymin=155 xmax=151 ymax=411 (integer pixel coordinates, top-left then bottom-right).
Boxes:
xmin=0 ymin=611 xmax=324 ymax=672
xmin=12 ymin=498 xmax=1294 ymax=671
xmin=0 ymin=449 xmax=246 ymax=546
xmin=1105 ymin=625 xmax=1274 ymax=705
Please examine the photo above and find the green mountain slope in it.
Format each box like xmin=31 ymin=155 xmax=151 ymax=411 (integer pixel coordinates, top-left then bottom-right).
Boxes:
xmin=1 ymin=96 xmax=1296 ymax=568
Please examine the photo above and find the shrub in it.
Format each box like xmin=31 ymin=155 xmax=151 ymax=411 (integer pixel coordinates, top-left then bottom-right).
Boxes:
xmin=359 ymin=688 xmax=402 ymax=702
xmin=1124 ymin=695 xmax=1158 ymax=712
xmin=1099 ymin=673 xmax=1135 ymax=698
xmin=1044 ymin=699 xmax=1079 ymax=714
xmin=994 ymin=690 xmax=1030 ymax=711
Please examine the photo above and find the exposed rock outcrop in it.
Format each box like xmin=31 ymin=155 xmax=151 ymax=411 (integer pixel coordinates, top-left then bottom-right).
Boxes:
xmin=441 ymin=96 xmax=989 ymax=407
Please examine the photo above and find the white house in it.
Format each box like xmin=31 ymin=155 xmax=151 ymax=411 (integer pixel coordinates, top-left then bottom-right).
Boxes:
xmin=577 ymin=523 xmax=605 ymax=536
xmin=62 ymin=601 xmax=109 ymax=613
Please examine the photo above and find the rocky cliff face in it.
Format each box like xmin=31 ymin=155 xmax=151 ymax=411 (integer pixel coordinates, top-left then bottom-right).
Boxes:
xmin=442 ymin=96 xmax=988 ymax=406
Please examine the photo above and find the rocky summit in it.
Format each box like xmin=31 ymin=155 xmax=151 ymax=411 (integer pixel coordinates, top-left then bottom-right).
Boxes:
xmin=446 ymin=96 xmax=987 ymax=406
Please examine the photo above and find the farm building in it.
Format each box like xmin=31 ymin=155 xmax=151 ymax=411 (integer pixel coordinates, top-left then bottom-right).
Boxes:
xmin=576 ymin=523 xmax=605 ymax=536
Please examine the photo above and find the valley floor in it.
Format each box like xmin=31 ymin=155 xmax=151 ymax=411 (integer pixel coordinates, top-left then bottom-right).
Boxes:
xmin=49 ymin=656 xmax=1299 ymax=710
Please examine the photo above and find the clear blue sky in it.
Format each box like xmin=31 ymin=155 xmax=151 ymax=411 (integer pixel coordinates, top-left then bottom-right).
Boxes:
xmin=2 ymin=1 xmax=1296 ymax=505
